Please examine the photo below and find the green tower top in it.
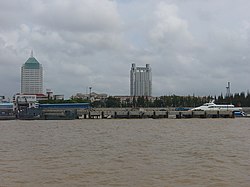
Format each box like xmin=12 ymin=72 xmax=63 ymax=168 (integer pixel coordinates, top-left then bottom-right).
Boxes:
xmin=23 ymin=50 xmax=41 ymax=69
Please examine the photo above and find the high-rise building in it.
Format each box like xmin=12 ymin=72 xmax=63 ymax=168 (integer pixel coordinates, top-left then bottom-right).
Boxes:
xmin=130 ymin=63 xmax=152 ymax=96
xmin=21 ymin=51 xmax=43 ymax=94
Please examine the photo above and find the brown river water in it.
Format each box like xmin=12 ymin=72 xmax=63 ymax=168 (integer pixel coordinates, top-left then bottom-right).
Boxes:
xmin=0 ymin=119 xmax=249 ymax=187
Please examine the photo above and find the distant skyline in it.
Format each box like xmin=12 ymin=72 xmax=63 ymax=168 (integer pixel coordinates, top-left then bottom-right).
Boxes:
xmin=1 ymin=0 xmax=250 ymax=98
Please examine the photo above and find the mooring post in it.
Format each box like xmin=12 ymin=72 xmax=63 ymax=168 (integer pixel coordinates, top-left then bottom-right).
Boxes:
xmin=166 ymin=111 xmax=169 ymax=118
xmin=179 ymin=112 xmax=182 ymax=119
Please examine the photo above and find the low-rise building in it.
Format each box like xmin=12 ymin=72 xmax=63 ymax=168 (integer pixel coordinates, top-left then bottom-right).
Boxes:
xmin=72 ymin=92 xmax=108 ymax=102
xmin=114 ymin=96 xmax=155 ymax=102
xmin=13 ymin=94 xmax=38 ymax=111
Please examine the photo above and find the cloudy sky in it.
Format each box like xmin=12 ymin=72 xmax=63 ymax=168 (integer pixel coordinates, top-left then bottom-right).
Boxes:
xmin=1 ymin=0 xmax=250 ymax=98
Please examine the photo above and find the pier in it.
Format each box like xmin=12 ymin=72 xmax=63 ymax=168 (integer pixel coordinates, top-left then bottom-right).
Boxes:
xmin=1 ymin=107 xmax=243 ymax=120
xmin=77 ymin=109 xmax=235 ymax=119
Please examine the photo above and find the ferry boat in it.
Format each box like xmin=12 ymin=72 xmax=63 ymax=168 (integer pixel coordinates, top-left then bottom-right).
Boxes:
xmin=191 ymin=100 xmax=243 ymax=112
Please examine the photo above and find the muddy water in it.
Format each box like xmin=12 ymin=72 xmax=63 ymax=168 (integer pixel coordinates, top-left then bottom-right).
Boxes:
xmin=0 ymin=119 xmax=249 ymax=186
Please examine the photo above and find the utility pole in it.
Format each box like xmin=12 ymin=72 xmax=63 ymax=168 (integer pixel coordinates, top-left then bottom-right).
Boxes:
xmin=89 ymin=87 xmax=92 ymax=101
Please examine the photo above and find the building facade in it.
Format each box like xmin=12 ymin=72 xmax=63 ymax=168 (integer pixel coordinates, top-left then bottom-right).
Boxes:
xmin=21 ymin=51 xmax=43 ymax=94
xmin=130 ymin=63 xmax=152 ymax=96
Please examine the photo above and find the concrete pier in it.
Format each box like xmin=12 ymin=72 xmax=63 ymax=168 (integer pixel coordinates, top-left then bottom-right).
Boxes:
xmin=77 ymin=109 xmax=235 ymax=119
xmin=3 ymin=105 xmax=244 ymax=120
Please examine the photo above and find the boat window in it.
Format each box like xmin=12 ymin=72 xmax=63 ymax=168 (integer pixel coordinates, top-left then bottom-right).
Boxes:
xmin=208 ymin=106 xmax=216 ymax=108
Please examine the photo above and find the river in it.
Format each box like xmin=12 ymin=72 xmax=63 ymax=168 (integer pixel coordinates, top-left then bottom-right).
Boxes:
xmin=0 ymin=118 xmax=249 ymax=186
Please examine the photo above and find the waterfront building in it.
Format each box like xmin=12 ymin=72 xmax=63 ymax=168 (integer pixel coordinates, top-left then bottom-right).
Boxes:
xmin=130 ymin=63 xmax=152 ymax=96
xmin=0 ymin=103 xmax=15 ymax=119
xmin=72 ymin=92 xmax=108 ymax=102
xmin=21 ymin=51 xmax=43 ymax=94
xmin=13 ymin=94 xmax=38 ymax=111
xmin=0 ymin=96 xmax=4 ymax=103
xmin=114 ymin=95 xmax=156 ymax=105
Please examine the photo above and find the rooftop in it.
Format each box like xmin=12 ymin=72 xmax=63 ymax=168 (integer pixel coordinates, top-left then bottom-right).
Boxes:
xmin=23 ymin=51 xmax=41 ymax=69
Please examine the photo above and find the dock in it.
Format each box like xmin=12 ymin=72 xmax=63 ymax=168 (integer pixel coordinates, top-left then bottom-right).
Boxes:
xmin=77 ymin=109 xmax=235 ymax=119
xmin=1 ymin=107 xmax=240 ymax=120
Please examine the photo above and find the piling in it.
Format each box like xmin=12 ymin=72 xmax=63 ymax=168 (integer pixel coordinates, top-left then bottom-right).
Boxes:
xmin=177 ymin=112 xmax=182 ymax=119
xmin=127 ymin=111 xmax=130 ymax=119
xmin=165 ymin=111 xmax=169 ymax=118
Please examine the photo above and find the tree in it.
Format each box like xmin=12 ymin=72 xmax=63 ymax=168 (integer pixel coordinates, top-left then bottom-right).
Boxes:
xmin=137 ymin=96 xmax=145 ymax=107
xmin=105 ymin=97 xmax=121 ymax=108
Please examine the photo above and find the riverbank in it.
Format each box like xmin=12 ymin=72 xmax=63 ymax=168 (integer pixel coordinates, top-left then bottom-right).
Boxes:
xmin=2 ymin=107 xmax=249 ymax=120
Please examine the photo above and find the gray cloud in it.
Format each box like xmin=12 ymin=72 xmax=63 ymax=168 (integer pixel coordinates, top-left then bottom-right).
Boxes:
xmin=1 ymin=0 xmax=250 ymax=98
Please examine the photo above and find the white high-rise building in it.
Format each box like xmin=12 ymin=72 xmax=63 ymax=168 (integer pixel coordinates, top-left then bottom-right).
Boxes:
xmin=21 ymin=51 xmax=43 ymax=94
xmin=130 ymin=63 xmax=152 ymax=96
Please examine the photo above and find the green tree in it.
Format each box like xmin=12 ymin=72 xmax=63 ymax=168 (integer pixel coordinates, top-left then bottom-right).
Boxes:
xmin=105 ymin=97 xmax=121 ymax=108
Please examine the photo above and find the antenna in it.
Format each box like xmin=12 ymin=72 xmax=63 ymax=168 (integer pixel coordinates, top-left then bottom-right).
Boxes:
xmin=31 ymin=50 xmax=34 ymax=57
xmin=226 ymin=82 xmax=231 ymax=97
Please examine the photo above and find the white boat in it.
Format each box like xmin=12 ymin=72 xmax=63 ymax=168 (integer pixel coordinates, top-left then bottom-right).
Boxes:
xmin=191 ymin=100 xmax=243 ymax=112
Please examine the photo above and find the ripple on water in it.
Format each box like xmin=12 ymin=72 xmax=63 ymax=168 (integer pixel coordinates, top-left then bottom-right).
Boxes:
xmin=0 ymin=119 xmax=249 ymax=186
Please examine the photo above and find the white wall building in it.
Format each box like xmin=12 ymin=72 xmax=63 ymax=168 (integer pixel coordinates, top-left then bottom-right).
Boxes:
xmin=21 ymin=51 xmax=43 ymax=94
xmin=130 ymin=63 xmax=152 ymax=96
xmin=13 ymin=94 xmax=38 ymax=110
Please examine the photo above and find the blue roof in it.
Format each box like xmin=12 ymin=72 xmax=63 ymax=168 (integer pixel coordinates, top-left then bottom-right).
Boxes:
xmin=39 ymin=103 xmax=90 ymax=109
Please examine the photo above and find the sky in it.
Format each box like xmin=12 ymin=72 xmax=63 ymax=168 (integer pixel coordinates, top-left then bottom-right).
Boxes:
xmin=1 ymin=0 xmax=250 ymax=98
